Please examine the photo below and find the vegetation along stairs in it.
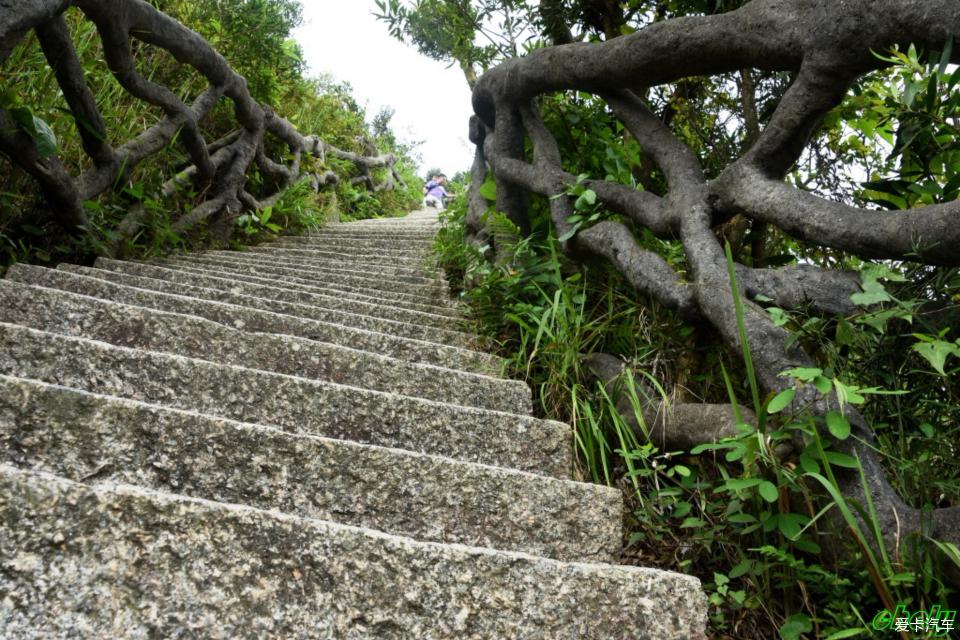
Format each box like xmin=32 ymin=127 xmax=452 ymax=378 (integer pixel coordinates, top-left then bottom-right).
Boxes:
xmin=0 ymin=208 xmax=707 ymax=638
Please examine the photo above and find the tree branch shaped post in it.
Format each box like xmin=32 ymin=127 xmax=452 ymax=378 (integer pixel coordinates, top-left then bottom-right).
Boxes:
xmin=0 ymin=0 xmax=402 ymax=237
xmin=469 ymin=0 xmax=960 ymax=557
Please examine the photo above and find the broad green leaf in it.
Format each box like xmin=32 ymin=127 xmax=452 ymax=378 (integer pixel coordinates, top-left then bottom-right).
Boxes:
xmin=690 ymin=442 xmax=736 ymax=455
xmin=574 ymin=188 xmax=597 ymax=210
xmin=8 ymin=108 xmax=57 ymax=158
xmin=822 ymin=451 xmax=860 ymax=468
xmin=728 ymin=513 xmax=758 ymax=524
xmin=798 ymin=453 xmax=820 ymax=474
xmin=861 ymin=263 xmax=907 ymax=283
xmin=834 ymin=379 xmax=865 ymax=407
xmin=724 ymin=442 xmax=748 ymax=462
xmin=813 ymin=376 xmax=833 ymax=394
xmin=826 ymin=411 xmax=851 ymax=440
xmin=793 ymin=538 xmax=821 ymax=555
xmin=780 ymin=614 xmax=813 ymax=640
xmin=680 ymin=517 xmax=706 ymax=528
xmin=777 ymin=513 xmax=810 ymax=540
xmin=850 ymin=280 xmax=891 ymax=306
xmin=766 ymin=307 xmax=789 ymax=327
xmin=758 ymin=481 xmax=779 ymax=503
xmin=857 ymin=308 xmax=911 ymax=334
xmin=556 ymin=225 xmax=579 ymax=242
xmin=767 ymin=388 xmax=795 ymax=414
xmin=780 ymin=367 xmax=822 ymax=382
xmin=9 ymin=107 xmax=36 ymax=136
xmin=724 ymin=478 xmax=762 ymax=491
xmin=30 ymin=116 xmax=57 ymax=158
xmin=477 ymin=178 xmax=497 ymax=201
xmin=911 ymin=339 xmax=958 ymax=375
xmin=729 ymin=559 xmax=753 ymax=578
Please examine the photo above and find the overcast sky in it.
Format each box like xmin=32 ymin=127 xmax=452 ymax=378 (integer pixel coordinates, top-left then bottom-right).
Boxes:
xmin=293 ymin=1 xmax=475 ymax=177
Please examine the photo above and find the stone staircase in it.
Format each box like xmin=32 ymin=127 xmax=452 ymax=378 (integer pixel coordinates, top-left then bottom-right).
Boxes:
xmin=0 ymin=208 xmax=707 ymax=638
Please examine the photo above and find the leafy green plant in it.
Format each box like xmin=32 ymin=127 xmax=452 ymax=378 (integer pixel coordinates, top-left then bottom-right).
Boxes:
xmin=435 ymin=185 xmax=959 ymax=638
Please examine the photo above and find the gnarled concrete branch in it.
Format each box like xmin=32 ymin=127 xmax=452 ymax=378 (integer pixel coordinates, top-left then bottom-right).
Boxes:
xmin=470 ymin=0 xmax=960 ymax=564
xmin=0 ymin=0 xmax=402 ymax=236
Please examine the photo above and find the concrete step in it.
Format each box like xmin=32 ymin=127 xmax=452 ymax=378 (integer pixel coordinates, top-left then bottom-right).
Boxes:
xmin=290 ymin=235 xmax=435 ymax=249
xmin=197 ymin=250 xmax=446 ymax=289
xmin=5 ymin=265 xmax=500 ymax=375
xmin=86 ymin=261 xmax=460 ymax=330
xmin=0 ymin=323 xmax=567 ymax=476
xmin=239 ymin=246 xmax=434 ymax=278
xmin=156 ymin=259 xmax=453 ymax=310
xmin=309 ymin=226 xmax=437 ymax=238
xmin=271 ymin=237 xmax=434 ymax=252
xmin=328 ymin=218 xmax=438 ymax=227
xmin=0 ymin=465 xmax=706 ymax=638
xmin=143 ymin=260 xmax=466 ymax=348
xmin=94 ymin=258 xmax=461 ymax=319
xmin=162 ymin=254 xmax=449 ymax=299
xmin=331 ymin=220 xmax=440 ymax=234
xmin=235 ymin=244 xmax=427 ymax=268
xmin=0 ymin=280 xmax=528 ymax=413
xmin=266 ymin=236 xmax=434 ymax=255
xmin=0 ymin=376 xmax=613 ymax=562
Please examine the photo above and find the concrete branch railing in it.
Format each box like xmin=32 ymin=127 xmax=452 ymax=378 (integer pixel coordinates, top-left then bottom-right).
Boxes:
xmin=0 ymin=0 xmax=402 ymax=235
xmin=468 ymin=0 xmax=960 ymax=558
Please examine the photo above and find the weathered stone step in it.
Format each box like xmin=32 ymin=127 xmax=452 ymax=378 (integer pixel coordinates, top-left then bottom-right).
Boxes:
xmin=244 ymin=242 xmax=436 ymax=264
xmin=157 ymin=259 xmax=452 ymax=310
xmin=0 ymin=324 xmax=566 ymax=476
xmin=163 ymin=254 xmax=448 ymax=299
xmin=82 ymin=261 xmax=462 ymax=330
xmin=94 ymin=258 xmax=461 ymax=319
xmin=239 ymin=245 xmax=427 ymax=268
xmin=0 ymin=377 xmax=610 ymax=562
xmin=0 ymin=280 xmax=527 ymax=413
xmin=339 ymin=220 xmax=439 ymax=229
xmin=292 ymin=234 xmax=435 ymax=247
xmin=0 ymin=466 xmax=705 ymax=639
xmin=135 ymin=259 xmax=456 ymax=316
xmin=269 ymin=235 xmax=433 ymax=252
xmin=5 ymin=265 xmax=500 ymax=375
xmin=147 ymin=259 xmax=464 ymax=346
xmin=197 ymin=250 xmax=445 ymax=289
xmin=310 ymin=226 xmax=437 ymax=238
xmin=272 ymin=237 xmax=434 ymax=252
xmin=168 ymin=253 xmax=430 ymax=280
xmin=89 ymin=260 xmax=466 ymax=351
xmin=240 ymin=246 xmax=434 ymax=277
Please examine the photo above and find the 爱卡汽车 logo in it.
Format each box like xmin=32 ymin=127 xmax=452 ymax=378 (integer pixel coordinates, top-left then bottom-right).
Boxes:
xmin=872 ymin=605 xmax=956 ymax=636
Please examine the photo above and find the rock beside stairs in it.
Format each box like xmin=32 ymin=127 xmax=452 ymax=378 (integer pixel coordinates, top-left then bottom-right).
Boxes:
xmin=0 ymin=208 xmax=707 ymax=638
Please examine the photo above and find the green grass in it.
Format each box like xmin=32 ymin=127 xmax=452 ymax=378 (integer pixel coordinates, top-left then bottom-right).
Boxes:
xmin=434 ymin=193 xmax=960 ymax=640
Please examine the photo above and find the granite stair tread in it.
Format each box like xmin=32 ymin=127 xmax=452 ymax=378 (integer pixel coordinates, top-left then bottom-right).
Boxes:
xmin=0 ymin=209 xmax=706 ymax=638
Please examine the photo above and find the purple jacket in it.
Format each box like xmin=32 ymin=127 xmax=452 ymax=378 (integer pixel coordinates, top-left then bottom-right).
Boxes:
xmin=425 ymin=181 xmax=447 ymax=198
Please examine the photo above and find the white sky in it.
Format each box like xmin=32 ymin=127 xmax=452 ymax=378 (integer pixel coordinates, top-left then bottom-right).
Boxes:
xmin=293 ymin=1 xmax=475 ymax=177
